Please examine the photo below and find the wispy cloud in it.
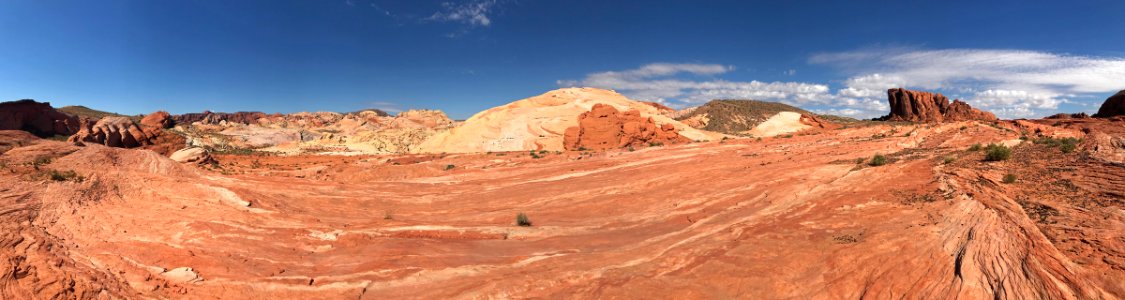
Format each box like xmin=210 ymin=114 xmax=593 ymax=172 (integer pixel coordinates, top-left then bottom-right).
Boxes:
xmin=369 ymin=101 xmax=404 ymax=114
xmin=427 ymin=0 xmax=500 ymax=27
xmin=558 ymin=63 xmax=832 ymax=108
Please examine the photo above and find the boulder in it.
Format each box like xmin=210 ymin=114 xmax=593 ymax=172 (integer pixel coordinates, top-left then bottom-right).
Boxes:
xmin=0 ymin=99 xmax=81 ymax=137
xmin=170 ymin=147 xmax=215 ymax=165
xmin=1094 ymin=90 xmax=1125 ymax=118
xmin=880 ymin=88 xmax=997 ymax=122
xmin=563 ymin=104 xmax=690 ymax=150
xmin=140 ymin=111 xmax=174 ymax=129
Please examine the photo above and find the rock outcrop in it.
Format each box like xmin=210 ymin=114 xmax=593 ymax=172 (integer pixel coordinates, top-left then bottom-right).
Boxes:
xmin=69 ymin=117 xmax=158 ymax=148
xmin=563 ymin=104 xmax=689 ymax=150
xmin=68 ymin=112 xmax=187 ymax=155
xmin=416 ymin=88 xmax=721 ymax=153
xmin=169 ymin=147 xmax=216 ymax=165
xmin=0 ymin=99 xmax=81 ymax=137
xmin=880 ymin=88 xmax=997 ymax=122
xmin=1094 ymin=90 xmax=1125 ymax=118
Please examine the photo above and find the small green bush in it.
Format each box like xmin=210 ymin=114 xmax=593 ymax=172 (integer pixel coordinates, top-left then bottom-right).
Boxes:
xmin=444 ymin=164 xmax=456 ymax=170
xmin=984 ymin=144 xmax=1011 ymax=161
xmin=516 ymin=213 xmax=532 ymax=227
xmin=869 ymin=154 xmax=887 ymax=166
xmin=943 ymin=155 xmax=956 ymax=164
xmin=968 ymin=143 xmax=982 ymax=151
xmin=1002 ymin=174 xmax=1017 ymax=184
xmin=1060 ymin=143 xmax=1076 ymax=153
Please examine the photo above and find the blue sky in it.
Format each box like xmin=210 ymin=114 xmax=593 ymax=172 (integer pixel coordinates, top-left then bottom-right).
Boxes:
xmin=2 ymin=0 xmax=1123 ymax=119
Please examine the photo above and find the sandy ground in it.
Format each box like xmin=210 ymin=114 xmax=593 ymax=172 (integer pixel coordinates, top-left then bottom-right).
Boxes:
xmin=1 ymin=120 xmax=1122 ymax=299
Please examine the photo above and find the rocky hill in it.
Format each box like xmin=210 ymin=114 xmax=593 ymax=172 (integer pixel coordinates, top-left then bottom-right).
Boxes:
xmin=674 ymin=99 xmax=812 ymax=134
xmin=0 ymin=99 xmax=81 ymax=137
xmin=416 ymin=88 xmax=721 ymax=153
xmin=1095 ymin=90 xmax=1125 ymax=118
xmin=57 ymin=105 xmax=130 ymax=120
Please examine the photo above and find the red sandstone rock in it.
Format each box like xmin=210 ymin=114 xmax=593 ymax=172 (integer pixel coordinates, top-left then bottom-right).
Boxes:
xmin=0 ymin=99 xmax=81 ymax=137
xmin=945 ymin=99 xmax=998 ymax=121
xmin=881 ymin=88 xmax=997 ymax=122
xmin=639 ymin=101 xmax=676 ymax=116
xmin=140 ymin=111 xmax=174 ymax=129
xmin=563 ymin=104 xmax=689 ymax=150
xmin=1094 ymin=90 xmax=1125 ymax=118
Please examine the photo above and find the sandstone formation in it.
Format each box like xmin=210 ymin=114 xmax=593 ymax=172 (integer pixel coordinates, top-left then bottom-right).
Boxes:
xmin=881 ymin=88 xmax=997 ymax=122
xmin=68 ymin=112 xmax=187 ymax=155
xmin=0 ymin=99 xmax=81 ymax=137
xmin=1 ymin=117 xmax=1122 ymax=299
xmin=562 ymin=104 xmax=689 ymax=150
xmin=416 ymin=88 xmax=721 ymax=153
xmin=169 ymin=147 xmax=216 ymax=164
xmin=1094 ymin=90 xmax=1125 ymax=117
xmin=68 ymin=117 xmax=157 ymax=148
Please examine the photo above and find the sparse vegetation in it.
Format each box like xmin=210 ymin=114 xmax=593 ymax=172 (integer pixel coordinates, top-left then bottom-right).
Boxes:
xmin=984 ymin=144 xmax=1012 ymax=161
xmin=869 ymin=154 xmax=887 ymax=166
xmin=968 ymin=143 xmax=982 ymax=151
xmin=383 ymin=210 xmax=394 ymax=220
xmin=943 ymin=155 xmax=956 ymax=164
xmin=516 ymin=213 xmax=532 ymax=227
xmin=648 ymin=142 xmax=664 ymax=147
xmin=1033 ymin=136 xmax=1081 ymax=153
xmin=1002 ymin=173 xmax=1017 ymax=184
xmin=49 ymin=170 xmax=83 ymax=182
xmin=444 ymin=164 xmax=455 ymax=170
xmin=855 ymin=157 xmax=865 ymax=164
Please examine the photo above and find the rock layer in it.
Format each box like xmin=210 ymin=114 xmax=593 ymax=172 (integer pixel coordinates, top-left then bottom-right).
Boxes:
xmin=881 ymin=88 xmax=997 ymax=122
xmin=0 ymin=99 xmax=81 ymax=137
xmin=563 ymin=104 xmax=689 ymax=150
xmin=1095 ymin=90 xmax=1125 ymax=117
xmin=68 ymin=113 xmax=186 ymax=155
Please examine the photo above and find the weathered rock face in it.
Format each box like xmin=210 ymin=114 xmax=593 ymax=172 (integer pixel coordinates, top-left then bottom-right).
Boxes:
xmin=563 ymin=104 xmax=689 ymax=150
xmin=1094 ymin=90 xmax=1125 ymax=118
xmin=0 ymin=99 xmax=81 ymax=137
xmin=68 ymin=117 xmax=156 ymax=148
xmin=881 ymin=88 xmax=997 ymax=122
xmin=172 ymin=111 xmax=270 ymax=125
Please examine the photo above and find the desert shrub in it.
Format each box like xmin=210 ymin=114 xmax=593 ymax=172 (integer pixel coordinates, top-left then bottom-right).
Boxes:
xmin=959 ymin=126 xmax=968 ymax=131
xmin=1060 ymin=143 xmax=1077 ymax=153
xmin=984 ymin=144 xmax=1012 ymax=161
xmin=444 ymin=164 xmax=455 ymax=170
xmin=869 ymin=154 xmax=887 ymax=166
xmin=968 ymin=144 xmax=982 ymax=151
xmin=943 ymin=155 xmax=956 ymax=164
xmin=516 ymin=213 xmax=532 ymax=227
xmin=1035 ymin=136 xmax=1080 ymax=153
xmin=383 ymin=210 xmax=394 ymax=220
xmin=648 ymin=142 xmax=664 ymax=147
xmin=1002 ymin=174 xmax=1017 ymax=184
xmin=49 ymin=170 xmax=83 ymax=182
xmin=627 ymin=146 xmax=635 ymax=152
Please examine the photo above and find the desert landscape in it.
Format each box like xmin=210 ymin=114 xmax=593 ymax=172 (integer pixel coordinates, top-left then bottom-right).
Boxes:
xmin=1 ymin=87 xmax=1123 ymax=299
xmin=3 ymin=1 xmax=1124 ymax=299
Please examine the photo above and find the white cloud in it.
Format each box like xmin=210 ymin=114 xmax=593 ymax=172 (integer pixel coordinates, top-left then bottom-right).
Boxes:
xmin=966 ymin=89 xmax=1066 ymax=118
xmin=811 ymin=48 xmax=1125 ymax=94
xmin=558 ymin=63 xmax=832 ymax=106
xmin=428 ymin=0 xmax=499 ymax=27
